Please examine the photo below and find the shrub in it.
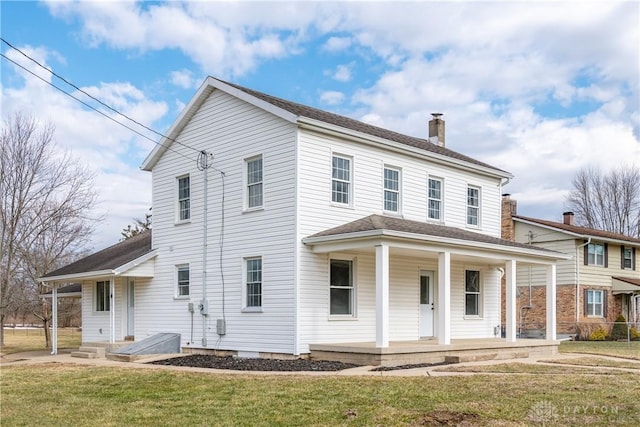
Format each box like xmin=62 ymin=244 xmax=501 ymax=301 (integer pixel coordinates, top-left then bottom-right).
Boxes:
xmin=589 ymin=326 xmax=608 ymax=341
xmin=610 ymin=315 xmax=628 ymax=341
xmin=630 ymin=326 xmax=640 ymax=341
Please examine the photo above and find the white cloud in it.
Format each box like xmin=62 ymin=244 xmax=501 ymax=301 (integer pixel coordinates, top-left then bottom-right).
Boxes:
xmin=332 ymin=63 xmax=353 ymax=82
xmin=323 ymin=36 xmax=352 ymax=52
xmin=319 ymin=90 xmax=345 ymax=106
xmin=170 ymin=69 xmax=197 ymax=89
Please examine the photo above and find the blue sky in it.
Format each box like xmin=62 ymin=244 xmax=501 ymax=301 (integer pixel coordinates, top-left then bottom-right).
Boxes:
xmin=2 ymin=1 xmax=639 ymax=250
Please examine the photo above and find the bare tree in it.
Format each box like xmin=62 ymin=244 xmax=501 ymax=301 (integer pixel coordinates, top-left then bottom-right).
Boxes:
xmin=567 ymin=166 xmax=640 ymax=237
xmin=121 ymin=207 xmax=152 ymax=240
xmin=1 ymin=113 xmax=98 ymax=348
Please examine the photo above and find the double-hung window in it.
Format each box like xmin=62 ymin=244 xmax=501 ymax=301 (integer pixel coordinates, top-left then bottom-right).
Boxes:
xmin=245 ymin=257 xmax=262 ymax=309
xmin=587 ymin=243 xmax=605 ymax=266
xmin=622 ymin=247 xmax=633 ymax=269
xmin=467 ymin=186 xmax=480 ymax=226
xmin=383 ymin=167 xmax=400 ymax=213
xmin=177 ymin=176 xmax=190 ymax=221
xmin=176 ymin=265 xmax=190 ymax=297
xmin=586 ymin=289 xmax=604 ymax=317
xmin=464 ymin=270 xmax=481 ymax=316
xmin=428 ymin=177 xmax=443 ymax=220
xmin=332 ymin=155 xmax=351 ymax=205
xmin=246 ymin=156 xmax=263 ymax=209
xmin=96 ymin=281 xmax=110 ymax=312
xmin=330 ymin=259 xmax=354 ymax=316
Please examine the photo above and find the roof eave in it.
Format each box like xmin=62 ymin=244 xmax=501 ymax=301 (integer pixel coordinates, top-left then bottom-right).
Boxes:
xmin=40 ymin=269 xmax=115 ymax=284
xmin=513 ymin=217 xmax=640 ymax=246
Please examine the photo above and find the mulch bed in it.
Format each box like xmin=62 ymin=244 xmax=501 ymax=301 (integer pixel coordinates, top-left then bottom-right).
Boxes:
xmin=148 ymin=354 xmax=360 ymax=371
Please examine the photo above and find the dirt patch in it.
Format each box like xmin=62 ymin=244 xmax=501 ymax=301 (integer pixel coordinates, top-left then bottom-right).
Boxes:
xmin=148 ymin=354 xmax=359 ymax=371
xmin=371 ymin=361 xmax=452 ymax=371
xmin=417 ymin=410 xmax=480 ymax=426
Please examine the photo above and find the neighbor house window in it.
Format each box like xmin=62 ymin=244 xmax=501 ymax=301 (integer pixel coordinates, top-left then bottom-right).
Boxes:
xmin=330 ymin=259 xmax=354 ymax=316
xmin=383 ymin=167 xmax=400 ymax=213
xmin=96 ymin=281 xmax=110 ymax=312
xmin=587 ymin=243 xmax=605 ymax=266
xmin=465 ymin=270 xmax=481 ymax=316
xmin=177 ymin=176 xmax=190 ymax=221
xmin=176 ymin=265 xmax=190 ymax=297
xmin=466 ymin=186 xmax=480 ymax=226
xmin=586 ymin=289 xmax=604 ymax=317
xmin=246 ymin=156 xmax=263 ymax=209
xmin=428 ymin=177 xmax=443 ymax=220
xmin=622 ymin=247 xmax=634 ymax=269
xmin=245 ymin=257 xmax=262 ymax=308
xmin=332 ymin=155 xmax=351 ymax=205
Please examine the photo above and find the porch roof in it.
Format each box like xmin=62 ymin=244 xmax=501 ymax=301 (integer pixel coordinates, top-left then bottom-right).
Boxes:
xmin=612 ymin=276 xmax=640 ymax=294
xmin=303 ymin=215 xmax=570 ymax=263
xmin=39 ymin=231 xmax=156 ymax=283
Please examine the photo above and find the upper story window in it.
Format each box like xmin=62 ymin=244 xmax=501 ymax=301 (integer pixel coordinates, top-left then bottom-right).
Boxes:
xmin=176 ymin=264 xmax=190 ymax=297
xmin=383 ymin=167 xmax=400 ymax=213
xmin=246 ymin=155 xmax=263 ymax=209
xmin=245 ymin=257 xmax=262 ymax=309
xmin=177 ymin=175 xmax=190 ymax=221
xmin=587 ymin=243 xmax=606 ymax=267
xmin=466 ymin=186 xmax=480 ymax=226
xmin=332 ymin=155 xmax=352 ymax=205
xmin=96 ymin=281 xmax=110 ymax=312
xmin=622 ymin=247 xmax=634 ymax=269
xmin=428 ymin=177 xmax=443 ymax=221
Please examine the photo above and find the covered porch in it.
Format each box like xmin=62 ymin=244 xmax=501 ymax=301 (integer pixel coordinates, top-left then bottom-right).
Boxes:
xmin=303 ymin=215 xmax=570 ymax=360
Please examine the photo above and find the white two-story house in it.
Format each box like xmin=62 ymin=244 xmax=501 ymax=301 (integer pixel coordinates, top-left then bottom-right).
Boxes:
xmin=42 ymin=77 xmax=568 ymax=362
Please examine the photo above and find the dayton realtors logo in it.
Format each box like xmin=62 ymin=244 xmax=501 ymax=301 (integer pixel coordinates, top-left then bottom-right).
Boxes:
xmin=528 ymin=400 xmax=621 ymax=425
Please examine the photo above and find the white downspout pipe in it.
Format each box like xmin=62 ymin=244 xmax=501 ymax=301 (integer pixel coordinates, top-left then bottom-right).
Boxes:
xmin=576 ymin=238 xmax=591 ymax=323
xmin=50 ymin=282 xmax=58 ymax=355
xmin=110 ymin=276 xmax=115 ymax=346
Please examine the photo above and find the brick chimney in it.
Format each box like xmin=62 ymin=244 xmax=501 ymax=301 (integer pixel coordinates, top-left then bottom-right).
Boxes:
xmin=501 ymin=194 xmax=517 ymax=240
xmin=429 ymin=113 xmax=445 ymax=147
xmin=563 ymin=211 xmax=574 ymax=225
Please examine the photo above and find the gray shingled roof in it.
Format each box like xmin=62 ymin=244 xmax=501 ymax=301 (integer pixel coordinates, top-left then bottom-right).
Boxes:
xmin=218 ymin=78 xmax=508 ymax=175
xmin=307 ymin=214 xmax=557 ymax=254
xmin=514 ymin=215 xmax=640 ymax=245
xmin=43 ymin=231 xmax=152 ymax=278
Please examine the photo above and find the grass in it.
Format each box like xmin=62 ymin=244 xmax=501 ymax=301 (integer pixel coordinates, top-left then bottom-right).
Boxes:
xmin=433 ymin=362 xmax=626 ymax=375
xmin=560 ymin=340 xmax=640 ymax=360
xmin=542 ymin=357 xmax=640 ymax=370
xmin=1 ymin=364 xmax=639 ymax=426
xmin=0 ymin=328 xmax=81 ymax=355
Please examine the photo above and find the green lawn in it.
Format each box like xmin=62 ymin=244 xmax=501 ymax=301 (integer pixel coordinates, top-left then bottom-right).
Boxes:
xmin=433 ymin=362 xmax=626 ymax=375
xmin=0 ymin=328 xmax=81 ymax=355
xmin=1 ymin=364 xmax=639 ymax=426
xmin=559 ymin=340 xmax=640 ymax=360
xmin=542 ymin=357 xmax=640 ymax=370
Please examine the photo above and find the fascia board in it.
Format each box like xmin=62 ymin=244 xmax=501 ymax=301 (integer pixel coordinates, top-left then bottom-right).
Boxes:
xmin=39 ymin=269 xmax=114 ymax=283
xmin=112 ymin=250 xmax=158 ymax=275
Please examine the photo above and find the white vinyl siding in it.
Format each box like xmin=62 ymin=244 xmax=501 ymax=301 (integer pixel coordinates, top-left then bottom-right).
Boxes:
xmin=383 ymin=166 xmax=400 ymax=213
xmin=96 ymin=281 xmax=110 ymax=312
xmin=176 ymin=264 xmax=190 ymax=297
xmin=245 ymin=257 xmax=262 ymax=309
xmin=587 ymin=243 xmax=605 ymax=266
xmin=177 ymin=175 xmax=190 ymax=221
xmin=466 ymin=186 xmax=480 ymax=226
xmin=331 ymin=155 xmax=352 ymax=205
xmin=586 ymin=289 xmax=603 ymax=317
xmin=246 ymin=155 xmax=263 ymax=209
xmin=428 ymin=177 xmax=443 ymax=221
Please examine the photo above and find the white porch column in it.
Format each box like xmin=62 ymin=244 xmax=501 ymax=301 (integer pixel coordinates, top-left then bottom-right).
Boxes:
xmin=375 ymin=243 xmax=390 ymax=348
xmin=505 ymin=260 xmax=517 ymax=343
xmin=438 ymin=251 xmax=451 ymax=345
xmin=110 ymin=276 xmax=115 ymax=345
xmin=546 ymin=264 xmax=557 ymax=341
xmin=51 ymin=283 xmax=58 ymax=355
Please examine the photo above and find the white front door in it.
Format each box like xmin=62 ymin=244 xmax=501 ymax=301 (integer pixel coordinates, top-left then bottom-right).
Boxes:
xmin=126 ymin=278 xmax=135 ymax=337
xmin=420 ymin=271 xmax=435 ymax=337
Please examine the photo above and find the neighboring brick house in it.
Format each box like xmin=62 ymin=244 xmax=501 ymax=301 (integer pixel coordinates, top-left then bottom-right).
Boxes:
xmin=501 ymin=195 xmax=640 ymax=336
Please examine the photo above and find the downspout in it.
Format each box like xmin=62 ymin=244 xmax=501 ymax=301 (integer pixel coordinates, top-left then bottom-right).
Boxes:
xmin=110 ymin=275 xmax=115 ymax=346
xmin=576 ymin=238 xmax=591 ymax=323
xmin=50 ymin=282 xmax=58 ymax=355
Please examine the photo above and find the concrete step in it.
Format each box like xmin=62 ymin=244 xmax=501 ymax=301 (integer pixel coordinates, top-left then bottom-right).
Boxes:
xmin=77 ymin=346 xmax=106 ymax=357
xmin=445 ymin=351 xmax=529 ymax=364
xmin=70 ymin=351 xmax=99 ymax=359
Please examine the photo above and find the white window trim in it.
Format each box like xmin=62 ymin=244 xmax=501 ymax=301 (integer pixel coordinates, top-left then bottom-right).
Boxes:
xmin=243 ymin=154 xmax=264 ymax=212
xmin=331 ymin=153 xmax=353 ymax=207
xmin=94 ymin=281 xmax=110 ymax=314
xmin=242 ymin=256 xmax=263 ymax=313
xmin=466 ymin=185 xmax=481 ymax=228
xmin=175 ymin=264 xmax=190 ymax=299
xmin=463 ymin=269 xmax=483 ymax=319
xmin=427 ymin=176 xmax=444 ymax=222
xmin=586 ymin=289 xmax=604 ymax=317
xmin=176 ymin=175 xmax=191 ymax=224
xmin=623 ymin=247 xmax=633 ymax=269
xmin=587 ymin=243 xmax=605 ymax=267
xmin=383 ymin=165 xmax=402 ymax=215
xmin=328 ymin=255 xmax=357 ymax=319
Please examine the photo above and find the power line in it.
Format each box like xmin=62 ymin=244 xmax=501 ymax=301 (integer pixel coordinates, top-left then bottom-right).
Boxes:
xmin=0 ymin=52 xmax=196 ymax=164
